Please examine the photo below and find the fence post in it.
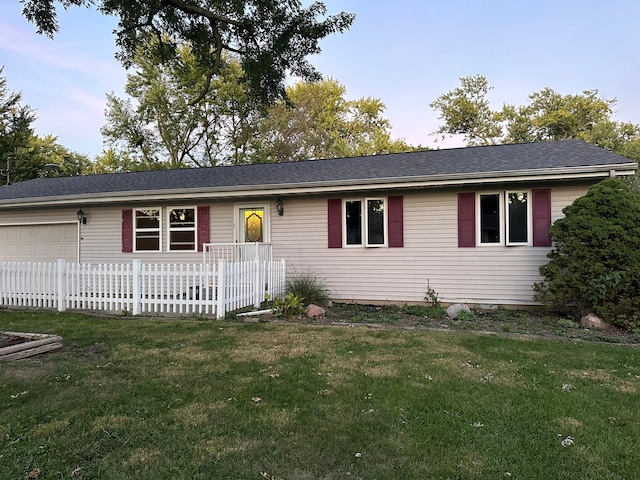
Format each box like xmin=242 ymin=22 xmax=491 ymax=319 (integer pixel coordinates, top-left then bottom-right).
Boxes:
xmin=254 ymin=257 xmax=261 ymax=308
xmin=216 ymin=259 xmax=226 ymax=319
xmin=57 ymin=259 xmax=67 ymax=312
xmin=132 ymin=259 xmax=141 ymax=316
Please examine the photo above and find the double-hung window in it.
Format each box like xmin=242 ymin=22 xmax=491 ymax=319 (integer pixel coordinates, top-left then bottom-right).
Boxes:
xmin=345 ymin=198 xmax=386 ymax=247
xmin=123 ymin=206 xmax=209 ymax=253
xmin=134 ymin=208 xmax=161 ymax=251
xmin=459 ymin=189 xmax=551 ymax=248
xmin=168 ymin=207 xmax=196 ymax=251
xmin=477 ymin=191 xmax=531 ymax=246
xmin=328 ymin=196 xmax=403 ymax=249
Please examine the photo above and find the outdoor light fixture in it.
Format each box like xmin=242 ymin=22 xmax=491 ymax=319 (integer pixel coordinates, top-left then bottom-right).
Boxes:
xmin=76 ymin=208 xmax=87 ymax=224
xmin=275 ymin=197 xmax=284 ymax=216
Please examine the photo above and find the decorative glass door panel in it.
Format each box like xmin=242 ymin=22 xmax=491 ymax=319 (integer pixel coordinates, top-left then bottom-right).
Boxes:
xmin=240 ymin=208 xmax=264 ymax=243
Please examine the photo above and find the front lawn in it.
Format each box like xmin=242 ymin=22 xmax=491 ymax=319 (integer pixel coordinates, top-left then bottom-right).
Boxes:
xmin=1 ymin=310 xmax=639 ymax=479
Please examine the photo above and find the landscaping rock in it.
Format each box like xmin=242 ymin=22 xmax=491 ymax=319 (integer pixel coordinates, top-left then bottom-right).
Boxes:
xmin=306 ymin=304 xmax=326 ymax=318
xmin=446 ymin=303 xmax=472 ymax=319
xmin=580 ymin=313 xmax=610 ymax=330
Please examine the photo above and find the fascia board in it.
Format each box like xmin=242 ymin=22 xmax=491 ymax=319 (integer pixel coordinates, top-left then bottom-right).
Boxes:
xmin=0 ymin=163 xmax=636 ymax=209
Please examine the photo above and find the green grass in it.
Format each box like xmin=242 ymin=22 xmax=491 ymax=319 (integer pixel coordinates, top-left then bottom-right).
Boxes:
xmin=2 ymin=310 xmax=640 ymax=479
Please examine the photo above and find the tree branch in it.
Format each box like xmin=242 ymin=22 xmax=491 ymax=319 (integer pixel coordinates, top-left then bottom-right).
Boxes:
xmin=158 ymin=0 xmax=248 ymax=30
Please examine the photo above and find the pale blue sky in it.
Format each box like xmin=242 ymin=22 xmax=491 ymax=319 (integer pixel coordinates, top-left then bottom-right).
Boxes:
xmin=1 ymin=0 xmax=639 ymax=157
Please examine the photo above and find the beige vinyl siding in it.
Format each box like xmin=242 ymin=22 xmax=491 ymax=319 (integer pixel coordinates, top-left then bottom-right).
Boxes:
xmin=272 ymin=184 xmax=590 ymax=306
xmin=79 ymin=204 xmax=237 ymax=264
xmin=0 ymin=183 xmax=590 ymax=306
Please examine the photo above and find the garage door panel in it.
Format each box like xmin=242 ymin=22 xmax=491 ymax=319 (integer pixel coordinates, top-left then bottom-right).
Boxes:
xmin=0 ymin=224 xmax=77 ymax=261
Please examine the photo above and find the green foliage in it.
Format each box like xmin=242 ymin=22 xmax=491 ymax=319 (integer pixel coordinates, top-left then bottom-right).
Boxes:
xmin=22 ymin=0 xmax=355 ymax=107
xmin=273 ymin=292 xmax=305 ymax=317
xmin=456 ymin=309 xmax=476 ymax=321
xmin=424 ymin=280 xmax=441 ymax=307
xmin=253 ymin=78 xmax=416 ymax=162
xmin=557 ymin=318 xmax=579 ymax=329
xmin=429 ymin=74 xmax=502 ymax=146
xmin=285 ymin=266 xmax=330 ymax=307
xmin=534 ymin=178 xmax=640 ymax=329
xmin=0 ymin=68 xmax=91 ymax=183
xmin=402 ymin=304 xmax=446 ymax=318
xmin=101 ymin=40 xmax=255 ymax=168
xmin=430 ymin=75 xmax=640 ymax=160
xmin=0 ymin=67 xmax=35 ymax=184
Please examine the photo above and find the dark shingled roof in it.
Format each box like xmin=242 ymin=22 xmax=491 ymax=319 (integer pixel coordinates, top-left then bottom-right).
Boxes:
xmin=0 ymin=140 xmax=635 ymax=204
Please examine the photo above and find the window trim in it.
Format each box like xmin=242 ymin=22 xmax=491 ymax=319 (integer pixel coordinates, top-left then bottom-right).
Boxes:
xmin=133 ymin=207 xmax=162 ymax=253
xmin=343 ymin=197 xmax=387 ymax=248
xmin=476 ymin=192 xmax=504 ymax=246
xmin=233 ymin=202 xmax=271 ymax=244
xmin=167 ymin=206 xmax=197 ymax=252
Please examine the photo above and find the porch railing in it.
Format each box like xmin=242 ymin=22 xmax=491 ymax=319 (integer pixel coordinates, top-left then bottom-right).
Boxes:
xmin=0 ymin=259 xmax=285 ymax=319
xmin=203 ymin=242 xmax=272 ymax=265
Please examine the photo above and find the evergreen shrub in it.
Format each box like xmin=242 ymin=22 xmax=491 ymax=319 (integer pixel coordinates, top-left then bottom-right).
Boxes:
xmin=533 ymin=178 xmax=640 ymax=331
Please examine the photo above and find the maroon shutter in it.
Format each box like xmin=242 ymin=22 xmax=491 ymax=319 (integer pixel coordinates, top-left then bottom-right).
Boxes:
xmin=458 ymin=193 xmax=476 ymax=247
xmin=387 ymin=195 xmax=404 ymax=247
xmin=327 ymin=199 xmax=342 ymax=248
xmin=122 ymin=209 xmax=133 ymax=253
xmin=532 ymin=189 xmax=552 ymax=247
xmin=197 ymin=206 xmax=210 ymax=252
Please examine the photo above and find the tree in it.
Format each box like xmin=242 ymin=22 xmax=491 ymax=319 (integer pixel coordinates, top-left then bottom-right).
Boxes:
xmin=533 ymin=178 xmax=640 ymax=331
xmin=21 ymin=0 xmax=354 ymax=105
xmin=430 ymin=75 xmax=640 ymax=161
xmin=91 ymin=148 xmax=146 ymax=173
xmin=102 ymin=39 xmax=256 ymax=168
xmin=429 ymin=74 xmax=503 ymax=146
xmin=0 ymin=67 xmax=36 ymax=184
xmin=252 ymin=78 xmax=415 ymax=162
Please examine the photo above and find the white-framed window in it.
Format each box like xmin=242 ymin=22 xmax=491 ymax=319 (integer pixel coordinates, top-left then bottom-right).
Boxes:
xmin=168 ymin=207 xmax=196 ymax=251
xmin=477 ymin=191 xmax=531 ymax=246
xmin=505 ymin=191 xmax=530 ymax=245
xmin=344 ymin=198 xmax=386 ymax=247
xmin=134 ymin=208 xmax=161 ymax=252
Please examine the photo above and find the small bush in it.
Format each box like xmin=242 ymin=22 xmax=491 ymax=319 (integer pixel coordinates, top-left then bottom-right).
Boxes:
xmin=286 ymin=267 xmax=330 ymax=307
xmin=424 ymin=281 xmax=441 ymax=308
xmin=534 ymin=178 xmax=640 ymax=330
xmin=557 ymin=318 xmax=579 ymax=329
xmin=274 ymin=293 xmax=305 ymax=318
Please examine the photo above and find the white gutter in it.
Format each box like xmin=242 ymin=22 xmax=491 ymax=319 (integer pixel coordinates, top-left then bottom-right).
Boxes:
xmin=0 ymin=162 xmax=636 ymax=209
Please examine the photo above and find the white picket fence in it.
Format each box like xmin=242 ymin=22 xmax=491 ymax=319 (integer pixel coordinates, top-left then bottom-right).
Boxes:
xmin=0 ymin=258 xmax=286 ymax=319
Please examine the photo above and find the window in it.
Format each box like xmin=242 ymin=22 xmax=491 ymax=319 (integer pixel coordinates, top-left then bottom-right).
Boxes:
xmin=328 ymin=196 xmax=403 ymax=249
xmin=345 ymin=198 xmax=386 ymax=247
xmin=168 ymin=207 xmax=196 ymax=251
xmin=477 ymin=191 xmax=531 ymax=246
xmin=134 ymin=208 xmax=161 ymax=251
xmin=506 ymin=192 xmax=529 ymax=245
xmin=122 ymin=206 xmax=209 ymax=253
xmin=458 ymin=190 xmax=549 ymax=247
xmin=479 ymin=194 xmax=501 ymax=244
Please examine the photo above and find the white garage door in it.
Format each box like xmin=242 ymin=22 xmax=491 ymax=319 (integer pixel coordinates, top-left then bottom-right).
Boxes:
xmin=0 ymin=223 xmax=77 ymax=262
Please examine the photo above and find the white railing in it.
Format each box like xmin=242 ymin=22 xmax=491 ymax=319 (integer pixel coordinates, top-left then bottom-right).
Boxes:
xmin=203 ymin=242 xmax=273 ymax=265
xmin=0 ymin=259 xmax=286 ymax=319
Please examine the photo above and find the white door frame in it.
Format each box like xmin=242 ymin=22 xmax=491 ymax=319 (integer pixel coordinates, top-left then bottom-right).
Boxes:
xmin=234 ymin=203 xmax=270 ymax=243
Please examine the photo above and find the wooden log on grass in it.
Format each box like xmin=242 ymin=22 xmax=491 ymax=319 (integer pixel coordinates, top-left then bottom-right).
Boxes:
xmin=0 ymin=334 xmax=63 ymax=361
xmin=1 ymin=341 xmax=63 ymax=361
